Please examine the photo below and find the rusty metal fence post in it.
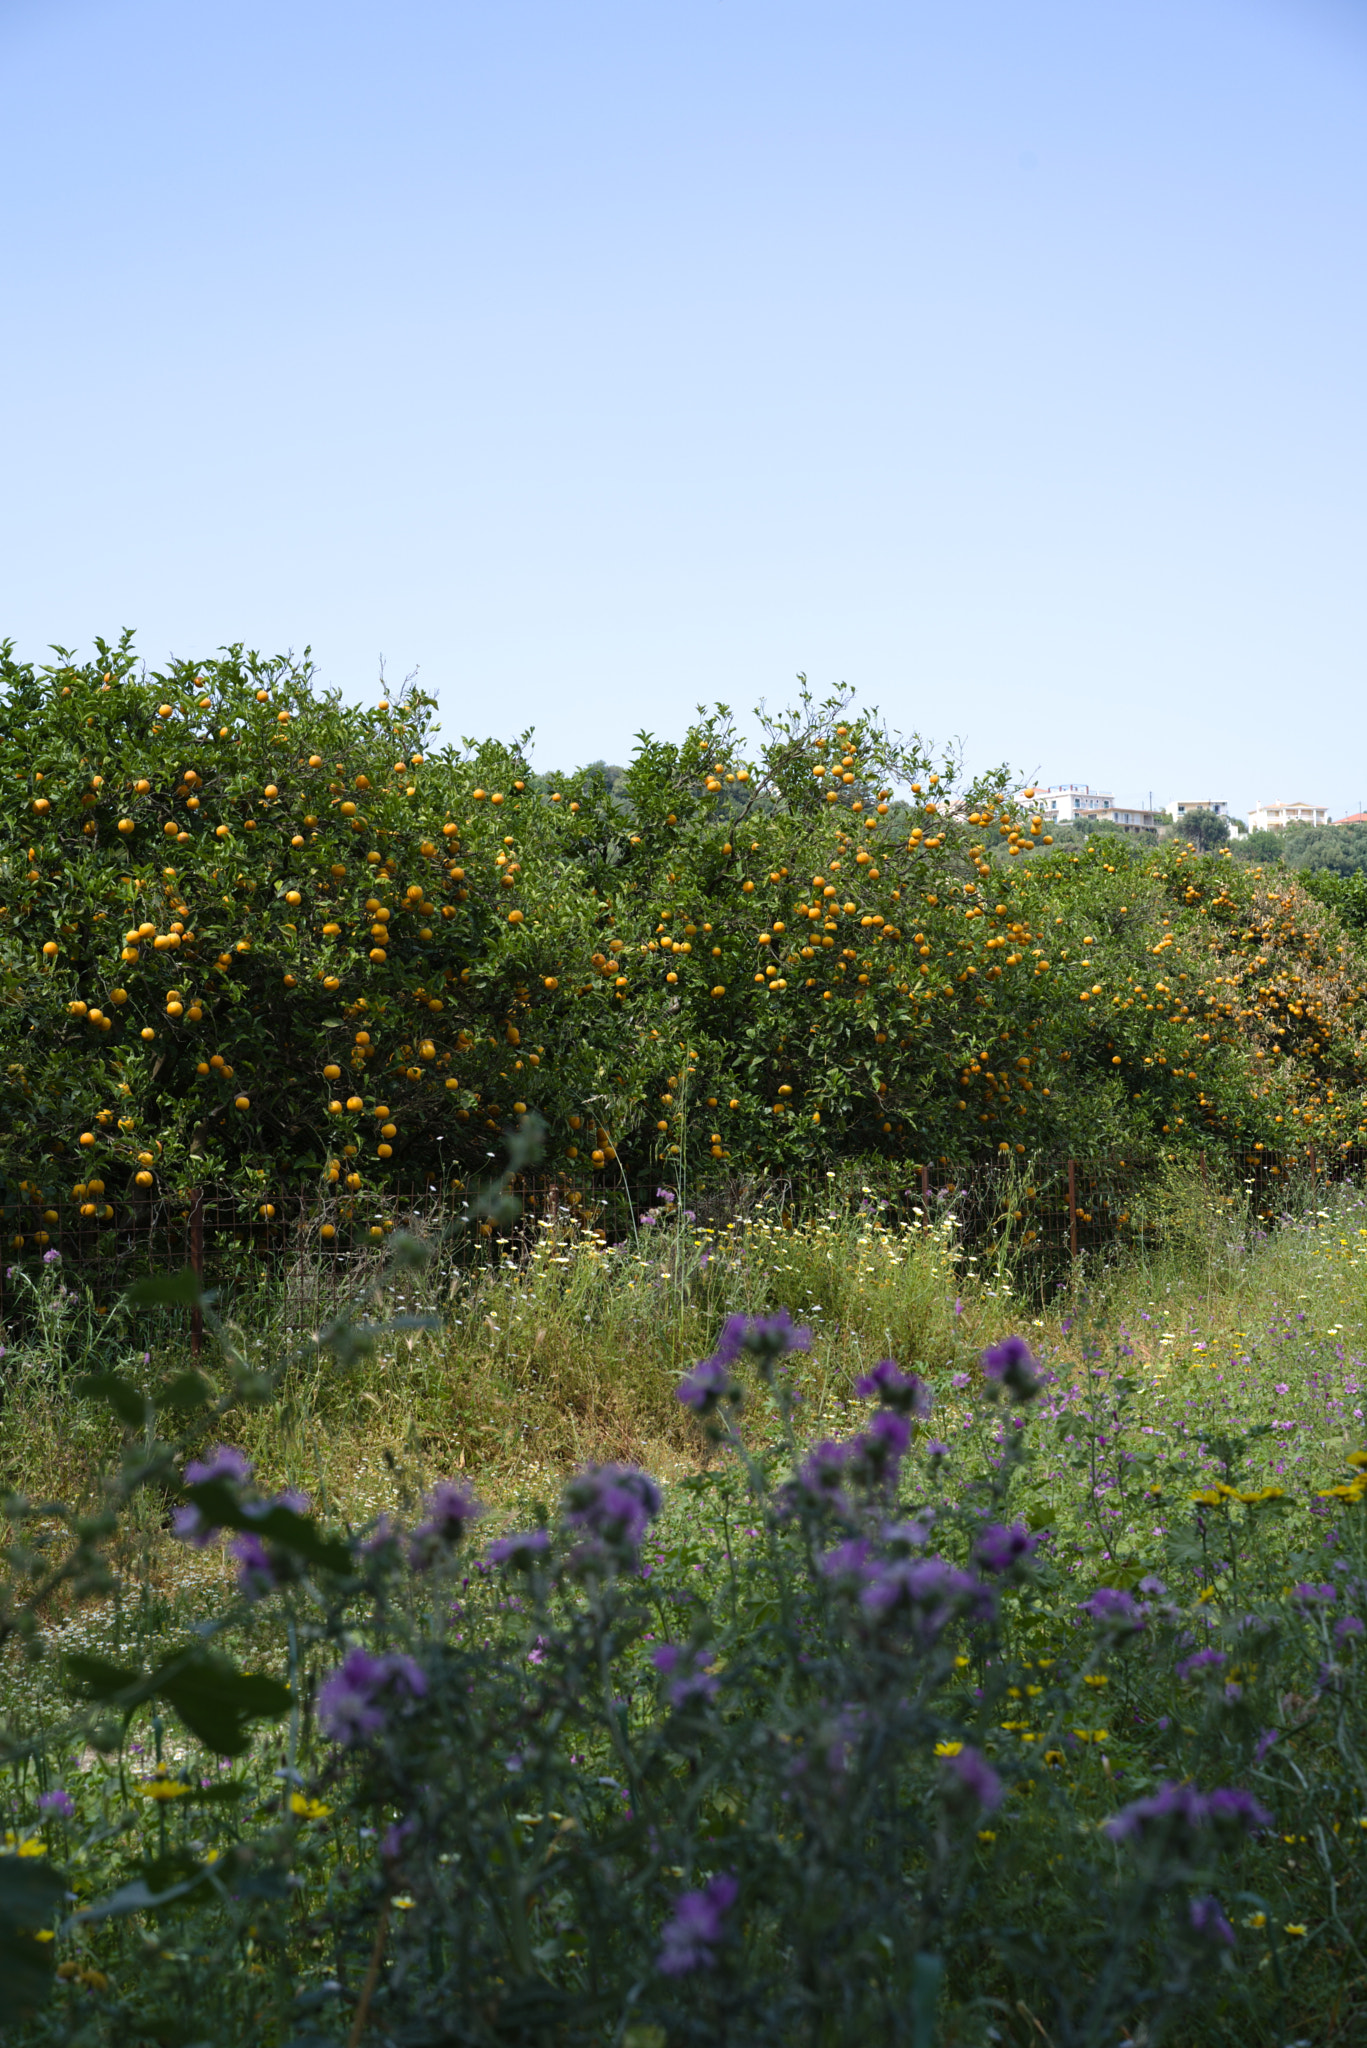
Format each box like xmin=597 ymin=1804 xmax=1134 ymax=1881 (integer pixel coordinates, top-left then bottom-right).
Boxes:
xmin=1067 ymin=1158 xmax=1078 ymax=1263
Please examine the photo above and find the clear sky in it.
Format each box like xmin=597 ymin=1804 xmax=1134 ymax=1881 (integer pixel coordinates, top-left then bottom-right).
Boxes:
xmin=2 ymin=0 xmax=1365 ymax=816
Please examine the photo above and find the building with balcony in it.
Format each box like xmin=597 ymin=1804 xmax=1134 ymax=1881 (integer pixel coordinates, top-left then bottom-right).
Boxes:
xmin=1168 ymin=798 xmax=1229 ymax=820
xmin=1035 ymin=784 xmax=1113 ymax=823
xmin=1094 ymin=805 xmax=1158 ymax=835
xmin=1247 ymin=801 xmax=1330 ymax=831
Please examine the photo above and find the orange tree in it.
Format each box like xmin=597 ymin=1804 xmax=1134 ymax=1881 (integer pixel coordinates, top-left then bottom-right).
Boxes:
xmin=2 ymin=638 xmax=1365 ymax=1245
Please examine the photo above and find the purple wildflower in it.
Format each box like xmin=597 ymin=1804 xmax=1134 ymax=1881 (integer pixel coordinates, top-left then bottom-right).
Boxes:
xmin=855 ymin=1359 xmax=933 ymax=1418
xmin=1082 ymin=1587 xmax=1146 ymax=1631
xmin=925 ymin=1439 xmax=949 ymax=1459
xmin=317 ymin=1648 xmax=428 ymax=1746
xmin=819 ymin=1537 xmax=874 ymax=1585
xmin=1175 ymin=1649 xmax=1227 ymax=1681
xmin=1203 ymin=1786 xmax=1273 ymax=1830
xmin=1253 ymin=1728 xmax=1279 ymax=1764
xmin=652 ymin=1643 xmax=721 ymax=1708
xmin=881 ymin=1513 xmax=935 ymax=1555
xmin=974 ymin=1521 xmax=1038 ymax=1574
xmin=42 ymin=1248 xmax=62 ymax=1265
xmin=485 ymin=1529 xmax=551 ymax=1571
xmin=381 ymin=1815 xmax=418 ymax=1860
xmin=1105 ymin=1780 xmax=1271 ymax=1844
xmin=677 ymin=1355 xmax=742 ymax=1417
xmin=1334 ymin=1615 xmax=1364 ymax=1644
xmin=1293 ymin=1582 xmax=1336 ymax=1605
xmin=709 ymin=1309 xmax=812 ymax=1381
xmin=794 ymin=1439 xmax=853 ymax=1513
xmin=943 ymin=1744 xmax=1003 ymax=1811
xmin=409 ymin=1480 xmax=484 ymax=1566
xmin=1189 ymin=1894 xmax=1235 ymax=1947
xmin=562 ymin=1464 xmax=662 ymax=1558
xmin=171 ymin=1503 xmax=218 ymax=1548
xmin=229 ymin=1532 xmax=279 ymax=1601
xmin=860 ymin=1555 xmax=988 ymax=1634
xmin=184 ymin=1444 xmax=253 ymax=1486
xmin=38 ymin=1788 xmax=75 ymax=1819
xmin=843 ymin=1411 xmax=912 ymax=1491
xmin=657 ymin=1873 xmax=738 ymax=1976
xmin=980 ymin=1335 xmax=1041 ymax=1400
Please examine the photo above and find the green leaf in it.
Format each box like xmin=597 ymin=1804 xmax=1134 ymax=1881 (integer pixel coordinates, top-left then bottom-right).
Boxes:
xmin=125 ymin=1268 xmax=202 ymax=1308
xmin=74 ymin=1372 xmax=147 ymax=1426
xmin=0 ymin=1858 xmax=66 ymax=2013
xmin=72 ymin=1871 xmax=212 ymax=1923
xmin=65 ymin=1651 xmax=145 ymax=1701
xmin=182 ymin=1481 xmax=352 ymax=1573
xmin=157 ymin=1658 xmax=291 ymax=1756
xmin=66 ymin=1647 xmax=292 ymax=1756
xmin=160 ymin=1371 xmax=213 ymax=1412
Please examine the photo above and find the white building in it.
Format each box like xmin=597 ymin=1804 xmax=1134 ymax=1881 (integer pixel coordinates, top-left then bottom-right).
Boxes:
xmin=1248 ymin=801 xmax=1330 ymax=831
xmin=1168 ymin=798 xmax=1229 ymax=820
xmin=1094 ymin=805 xmax=1158 ymax=835
xmin=1035 ymin=784 xmax=1113 ymax=824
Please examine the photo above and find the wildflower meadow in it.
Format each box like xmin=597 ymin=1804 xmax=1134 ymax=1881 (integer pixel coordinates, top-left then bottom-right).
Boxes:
xmin=1 ymin=1151 xmax=1367 ymax=2045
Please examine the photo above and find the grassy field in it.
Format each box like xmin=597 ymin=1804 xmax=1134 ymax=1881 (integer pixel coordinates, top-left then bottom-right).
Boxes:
xmin=4 ymin=1167 xmax=1367 ymax=2043
xmin=4 ymin=1162 xmax=1365 ymax=1552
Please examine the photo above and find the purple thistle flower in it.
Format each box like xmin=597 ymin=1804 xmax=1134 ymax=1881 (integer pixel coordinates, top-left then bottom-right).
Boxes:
xmin=1253 ymin=1728 xmax=1279 ymax=1764
xmin=860 ymin=1555 xmax=989 ymax=1634
xmin=485 ymin=1529 xmax=551 ymax=1570
xmin=183 ymin=1444 xmax=253 ymax=1487
xmin=562 ymin=1464 xmax=662 ymax=1558
xmin=855 ymin=1359 xmax=932 ymax=1418
xmin=980 ymin=1336 xmax=1041 ymax=1400
xmin=974 ymin=1521 xmax=1038 ymax=1575
xmin=1189 ymin=1894 xmax=1235 ymax=1947
xmin=229 ymin=1531 xmax=279 ymax=1601
xmin=1082 ymin=1587 xmax=1146 ymax=1631
xmin=38 ymin=1788 xmax=75 ymax=1819
xmin=1105 ymin=1780 xmax=1271 ymax=1844
xmin=1176 ymin=1648 xmax=1227 ymax=1681
xmin=1293 ymin=1581 xmax=1336 ymax=1604
xmin=657 ymin=1873 xmax=738 ymax=1976
xmin=1203 ymin=1786 xmax=1273 ymax=1830
xmin=881 ymin=1513 xmax=935 ymax=1555
xmin=819 ymin=1537 xmax=874 ymax=1585
xmin=317 ymin=1648 xmax=428 ymax=1746
xmin=409 ymin=1480 xmax=484 ymax=1566
xmin=711 ymin=1308 xmax=812 ymax=1379
xmin=381 ymin=1815 xmax=418 ymax=1860
xmin=652 ymin=1643 xmax=721 ymax=1708
xmin=795 ymin=1438 xmax=853 ymax=1509
xmin=317 ymin=1650 xmax=390 ymax=1745
xmin=1334 ymin=1615 xmax=1364 ymax=1644
xmin=924 ymin=1439 xmax=949 ymax=1459
xmin=171 ymin=1503 xmax=218 ymax=1548
xmin=943 ymin=1744 xmax=1003 ymax=1811
xmin=677 ymin=1355 xmax=742 ymax=1417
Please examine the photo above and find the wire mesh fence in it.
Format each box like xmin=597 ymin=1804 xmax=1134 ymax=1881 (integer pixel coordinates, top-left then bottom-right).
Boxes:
xmin=2 ymin=1140 xmax=1362 ymax=1348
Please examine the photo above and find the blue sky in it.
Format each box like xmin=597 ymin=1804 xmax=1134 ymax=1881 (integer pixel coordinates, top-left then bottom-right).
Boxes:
xmin=2 ymin=0 xmax=1365 ymax=816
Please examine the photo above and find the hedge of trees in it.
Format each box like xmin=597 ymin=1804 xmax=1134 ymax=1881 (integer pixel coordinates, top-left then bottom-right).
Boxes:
xmin=2 ymin=636 xmax=1365 ymax=1229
